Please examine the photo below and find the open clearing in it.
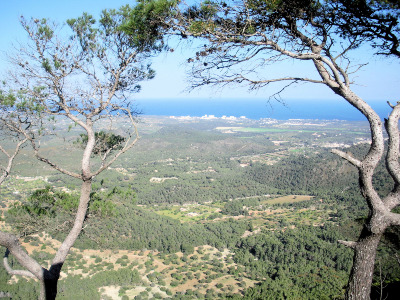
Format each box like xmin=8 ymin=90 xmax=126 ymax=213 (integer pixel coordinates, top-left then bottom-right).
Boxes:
xmin=263 ymin=195 xmax=314 ymax=204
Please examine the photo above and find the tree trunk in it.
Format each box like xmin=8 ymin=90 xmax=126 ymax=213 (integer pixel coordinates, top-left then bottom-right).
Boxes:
xmin=42 ymin=179 xmax=92 ymax=300
xmin=39 ymin=278 xmax=58 ymax=300
xmin=346 ymin=229 xmax=383 ymax=300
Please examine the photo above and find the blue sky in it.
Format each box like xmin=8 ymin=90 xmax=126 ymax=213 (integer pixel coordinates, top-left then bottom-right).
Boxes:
xmin=0 ymin=0 xmax=399 ymax=105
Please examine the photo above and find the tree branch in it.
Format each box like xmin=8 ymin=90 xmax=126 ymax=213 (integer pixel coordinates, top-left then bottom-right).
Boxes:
xmin=384 ymin=102 xmax=400 ymax=186
xmin=383 ymin=189 xmax=400 ymax=211
xmin=338 ymin=240 xmax=357 ymax=249
xmin=331 ymin=149 xmax=362 ymax=168
xmin=92 ymin=109 xmax=140 ymax=177
xmin=0 ymin=232 xmax=43 ymax=280
xmin=0 ymin=138 xmax=28 ymax=185
xmin=3 ymin=249 xmax=36 ymax=279
xmin=386 ymin=211 xmax=400 ymax=227
xmin=34 ymin=151 xmax=82 ymax=179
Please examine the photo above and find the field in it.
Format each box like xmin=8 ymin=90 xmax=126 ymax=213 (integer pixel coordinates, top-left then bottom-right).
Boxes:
xmin=21 ymin=233 xmax=258 ymax=299
xmin=264 ymin=195 xmax=314 ymax=204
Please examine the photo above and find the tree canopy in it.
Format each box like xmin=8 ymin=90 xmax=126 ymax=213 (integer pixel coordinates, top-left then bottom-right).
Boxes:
xmin=329 ymin=0 xmax=400 ymax=57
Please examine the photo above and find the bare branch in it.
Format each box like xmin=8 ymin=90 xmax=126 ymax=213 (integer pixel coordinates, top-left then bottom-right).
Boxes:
xmin=331 ymin=149 xmax=362 ymax=168
xmin=50 ymin=179 xmax=91 ymax=274
xmin=0 ymin=138 xmax=28 ymax=185
xmin=0 ymin=9 xmax=157 ymax=298
xmin=3 ymin=249 xmax=36 ymax=279
xmin=382 ymin=189 xmax=400 ymax=211
xmin=386 ymin=211 xmax=400 ymax=227
xmin=0 ymin=145 xmax=11 ymax=158
xmin=33 ymin=152 xmax=82 ymax=179
xmin=384 ymin=103 xmax=400 ymax=186
xmin=91 ymin=109 xmax=140 ymax=177
xmin=338 ymin=240 xmax=357 ymax=249
xmin=0 ymin=232 xmax=43 ymax=280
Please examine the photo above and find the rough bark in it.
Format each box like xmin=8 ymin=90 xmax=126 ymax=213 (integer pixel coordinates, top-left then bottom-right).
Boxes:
xmin=307 ymin=33 xmax=395 ymax=300
xmin=317 ymin=59 xmax=392 ymax=300
xmin=345 ymin=230 xmax=383 ymax=300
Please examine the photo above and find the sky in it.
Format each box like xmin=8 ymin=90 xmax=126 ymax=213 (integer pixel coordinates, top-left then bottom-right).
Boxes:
xmin=0 ymin=0 xmax=399 ymax=106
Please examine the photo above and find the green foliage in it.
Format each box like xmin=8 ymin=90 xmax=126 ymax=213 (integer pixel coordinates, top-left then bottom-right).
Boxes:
xmin=121 ymin=0 xmax=178 ymax=51
xmin=9 ymin=186 xmax=78 ymax=217
xmin=67 ymin=13 xmax=98 ymax=52
xmin=0 ymin=89 xmax=16 ymax=107
xmin=325 ymin=0 xmax=400 ymax=57
xmin=6 ymin=185 xmax=123 ymax=235
xmin=5 ymin=186 xmax=79 ymax=235
xmin=34 ymin=18 xmax=54 ymax=40
xmin=88 ymin=186 xmax=136 ymax=218
xmin=184 ymin=0 xmax=321 ymax=37
xmin=248 ymin=0 xmax=283 ymax=11
xmin=41 ymin=58 xmax=52 ymax=73
xmin=74 ymin=131 xmax=126 ymax=155
xmin=189 ymin=20 xmax=216 ymax=35
xmin=200 ymin=1 xmax=219 ymax=17
xmin=184 ymin=0 xmax=399 ymax=58
xmin=0 ymin=83 xmax=45 ymax=115
xmin=70 ymin=194 xmax=252 ymax=252
xmin=87 ymin=191 xmax=117 ymax=218
xmin=4 ymin=118 xmax=399 ymax=299
xmin=55 ymin=267 xmax=141 ymax=300
xmin=221 ymin=200 xmax=247 ymax=216
xmin=181 ymin=243 xmax=195 ymax=254
xmin=233 ymin=225 xmax=353 ymax=299
xmin=185 ymin=0 xmax=219 ymax=35
xmin=247 ymin=0 xmax=320 ymax=16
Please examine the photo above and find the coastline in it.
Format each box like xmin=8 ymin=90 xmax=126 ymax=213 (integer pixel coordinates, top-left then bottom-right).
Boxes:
xmin=135 ymin=98 xmax=391 ymax=121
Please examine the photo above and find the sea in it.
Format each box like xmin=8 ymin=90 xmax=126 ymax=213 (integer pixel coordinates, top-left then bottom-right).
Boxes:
xmin=135 ymin=98 xmax=392 ymax=121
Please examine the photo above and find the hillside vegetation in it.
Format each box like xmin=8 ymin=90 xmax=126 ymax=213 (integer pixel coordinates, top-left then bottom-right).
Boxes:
xmin=0 ymin=116 xmax=398 ymax=299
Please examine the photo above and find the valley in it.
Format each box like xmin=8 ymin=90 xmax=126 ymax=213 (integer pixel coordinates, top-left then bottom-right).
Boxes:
xmin=0 ymin=115 xmax=397 ymax=299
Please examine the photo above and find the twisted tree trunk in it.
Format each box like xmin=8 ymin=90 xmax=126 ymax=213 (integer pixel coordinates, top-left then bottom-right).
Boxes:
xmin=312 ymin=56 xmax=399 ymax=300
xmin=345 ymin=230 xmax=383 ymax=300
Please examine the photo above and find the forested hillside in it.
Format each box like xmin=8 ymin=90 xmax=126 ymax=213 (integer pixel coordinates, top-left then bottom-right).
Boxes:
xmin=0 ymin=116 xmax=399 ymax=299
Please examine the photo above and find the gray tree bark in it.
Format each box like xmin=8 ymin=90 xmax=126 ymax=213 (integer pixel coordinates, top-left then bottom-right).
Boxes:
xmin=345 ymin=231 xmax=383 ymax=300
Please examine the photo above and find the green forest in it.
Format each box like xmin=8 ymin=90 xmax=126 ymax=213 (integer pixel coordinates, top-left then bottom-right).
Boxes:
xmin=1 ymin=117 xmax=399 ymax=299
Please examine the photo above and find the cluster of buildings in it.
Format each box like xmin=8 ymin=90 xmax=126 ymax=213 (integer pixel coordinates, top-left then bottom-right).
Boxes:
xmin=169 ymin=115 xmax=247 ymax=121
